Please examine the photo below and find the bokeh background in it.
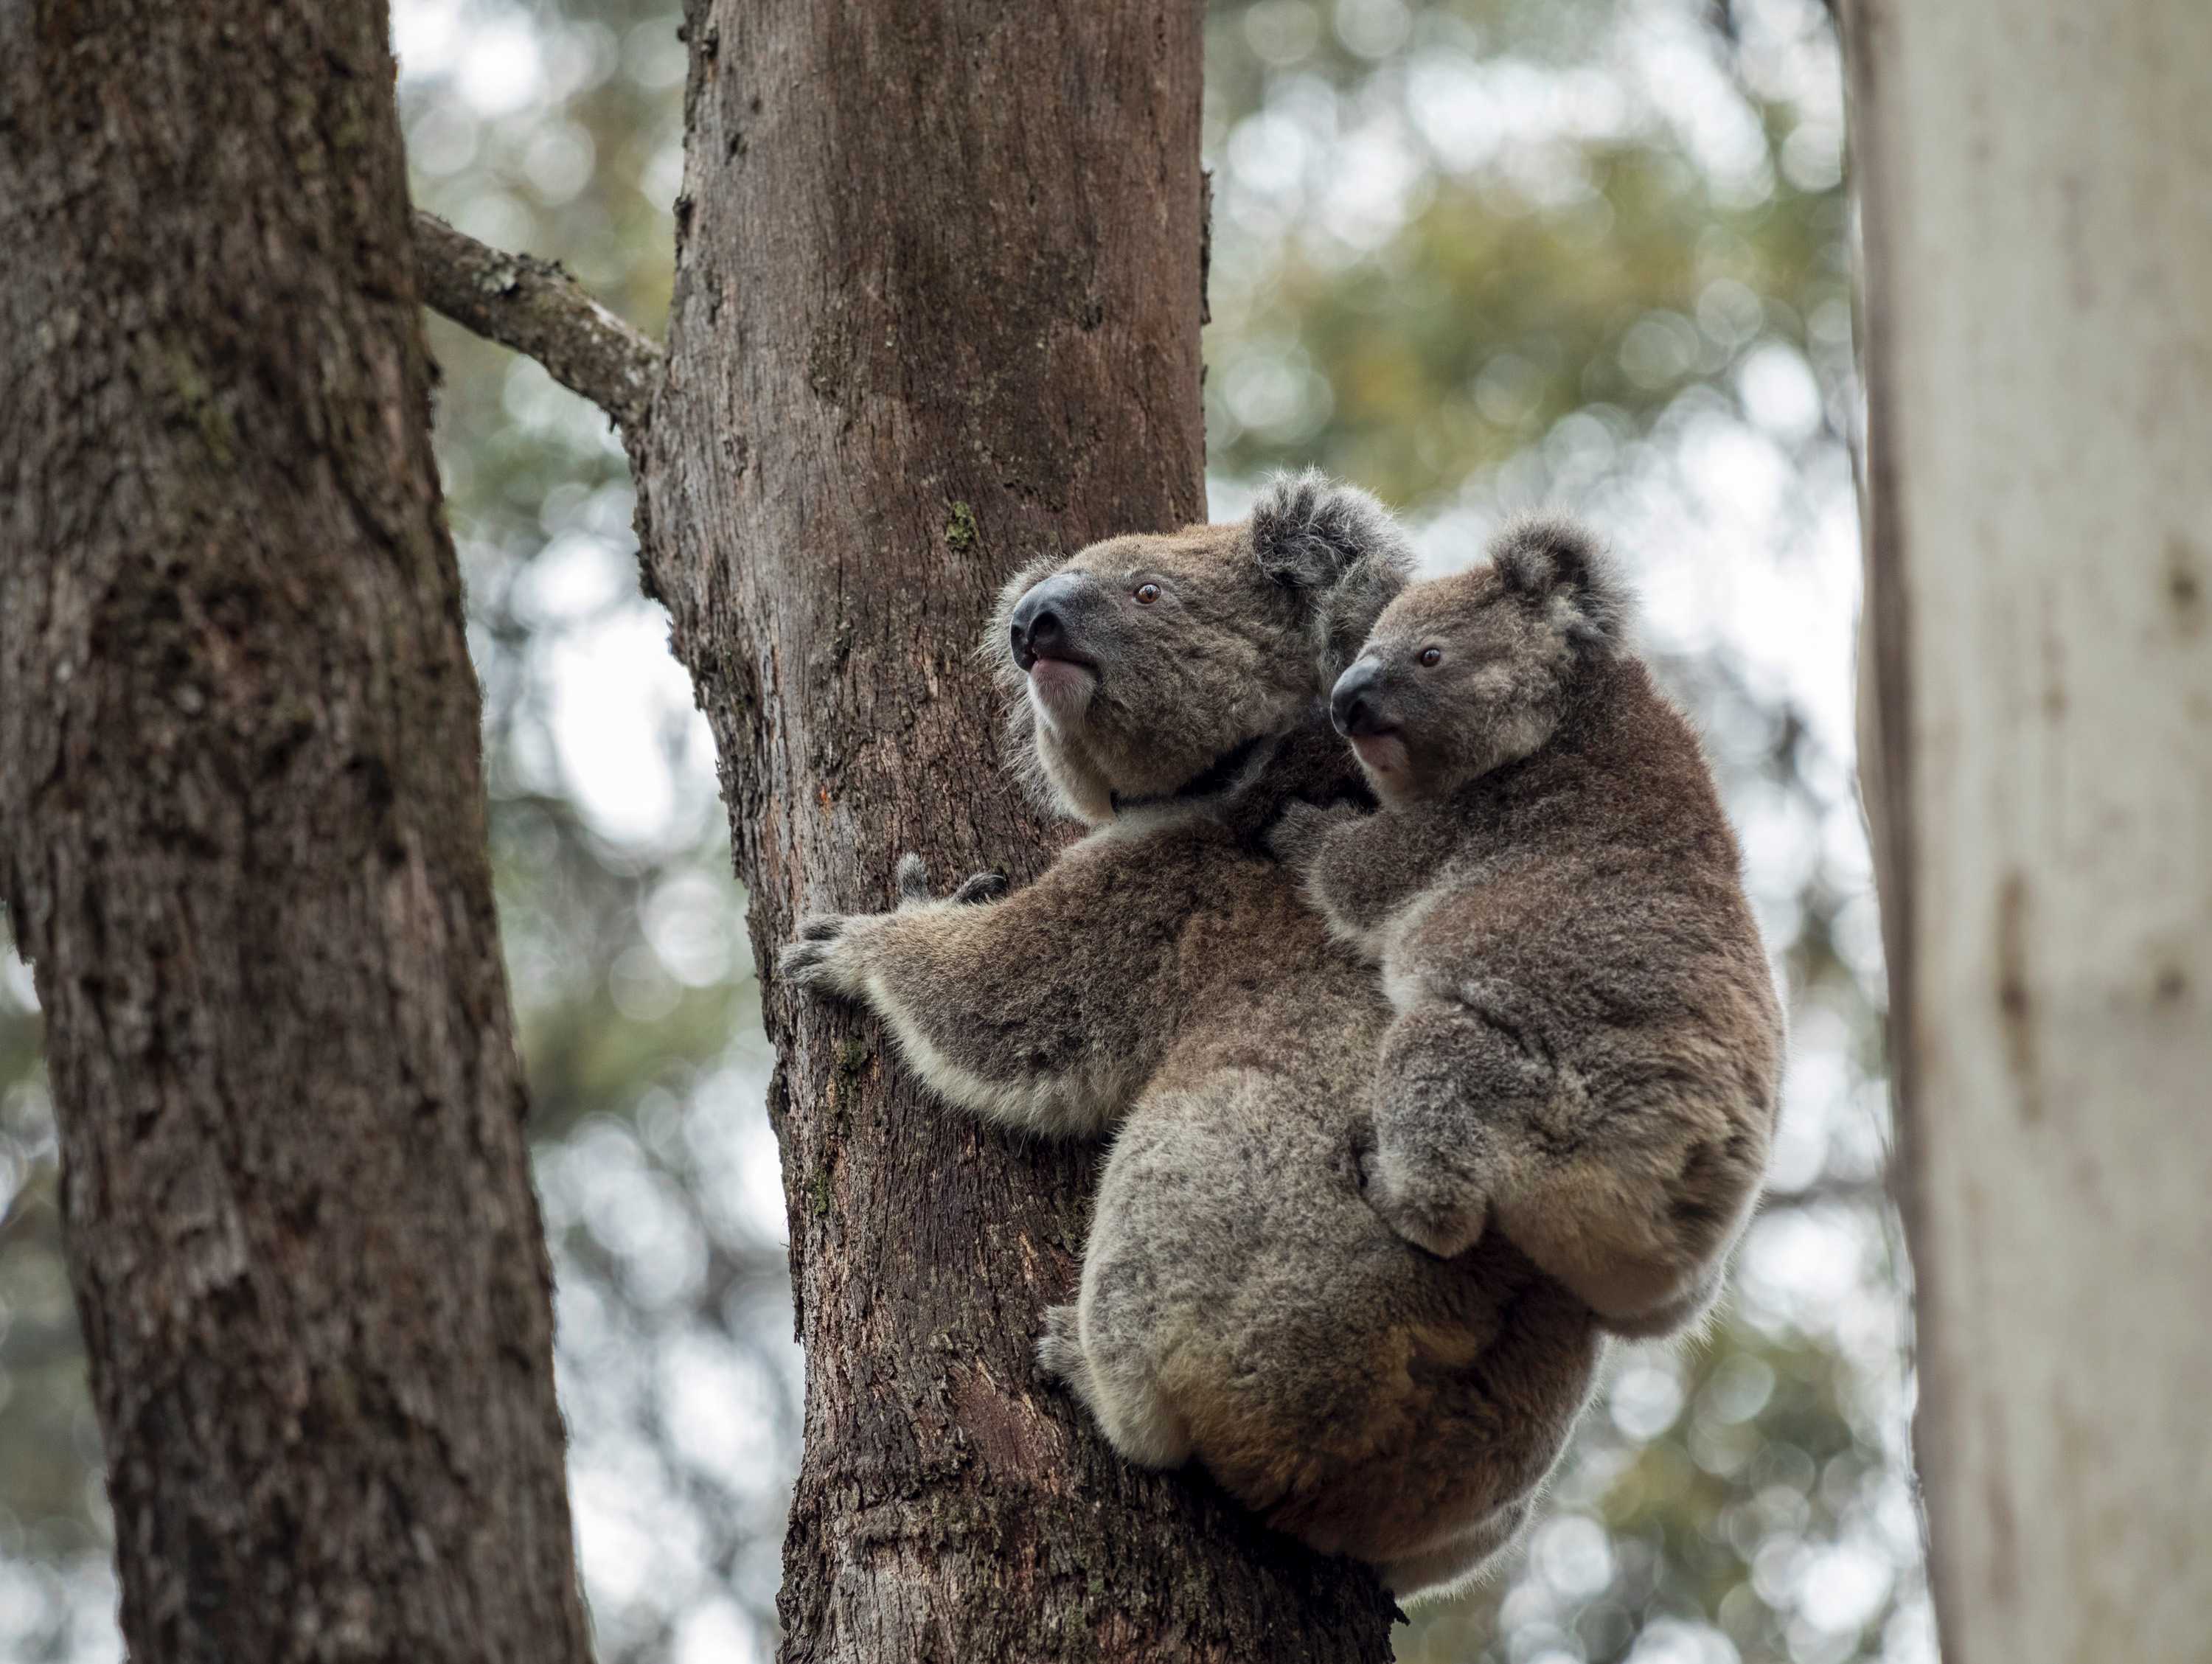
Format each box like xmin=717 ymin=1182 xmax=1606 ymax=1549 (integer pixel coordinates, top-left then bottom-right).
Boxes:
xmin=0 ymin=1 xmax=1932 ymax=1660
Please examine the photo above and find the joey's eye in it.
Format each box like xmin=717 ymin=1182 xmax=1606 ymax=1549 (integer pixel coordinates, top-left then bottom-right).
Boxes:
xmin=1134 ymin=582 xmax=1162 ymax=605
xmin=1418 ymin=647 xmax=1443 ymax=668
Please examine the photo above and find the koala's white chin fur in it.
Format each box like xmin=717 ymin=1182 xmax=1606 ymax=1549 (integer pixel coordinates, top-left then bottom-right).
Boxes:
xmin=1350 ymin=732 xmax=1413 ymax=804
xmin=1026 ymin=661 xmax=1097 ymax=727
xmin=1032 ymin=728 xmax=1115 ymax=826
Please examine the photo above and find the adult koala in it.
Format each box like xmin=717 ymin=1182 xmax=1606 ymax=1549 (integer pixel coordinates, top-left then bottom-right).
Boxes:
xmin=779 ymin=474 xmax=1602 ymax=1598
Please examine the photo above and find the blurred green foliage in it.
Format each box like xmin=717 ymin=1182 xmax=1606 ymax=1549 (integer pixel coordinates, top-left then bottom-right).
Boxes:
xmin=0 ymin=2 xmax=1924 ymax=1662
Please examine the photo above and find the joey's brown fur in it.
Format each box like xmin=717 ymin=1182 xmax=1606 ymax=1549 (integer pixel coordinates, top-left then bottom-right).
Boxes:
xmin=781 ymin=476 xmax=1604 ymax=1598
xmin=1277 ymin=520 xmax=1784 ymax=1334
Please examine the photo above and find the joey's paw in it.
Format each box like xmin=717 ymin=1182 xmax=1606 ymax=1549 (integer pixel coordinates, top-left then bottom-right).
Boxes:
xmin=1361 ymin=1143 xmax=1488 ymax=1261
xmin=893 ymin=852 xmax=1008 ymax=910
xmin=1265 ymin=798 xmax=1362 ymax=871
xmin=1035 ymin=1303 xmax=1084 ymax=1385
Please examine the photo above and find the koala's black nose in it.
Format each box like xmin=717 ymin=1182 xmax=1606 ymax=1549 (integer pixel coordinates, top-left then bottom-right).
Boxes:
xmin=1009 ymin=572 xmax=1087 ymax=670
xmin=1330 ymin=659 xmax=1391 ymax=737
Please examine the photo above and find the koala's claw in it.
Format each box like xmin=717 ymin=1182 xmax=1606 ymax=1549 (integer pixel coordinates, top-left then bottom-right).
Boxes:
xmin=895 ymin=852 xmax=933 ymax=904
xmin=950 ymin=870 xmax=1009 ymax=905
xmin=776 ymin=937 xmax=831 ymax=986
xmin=891 ymin=852 xmax=1008 ymax=909
xmin=779 ymin=913 xmax=866 ymax=996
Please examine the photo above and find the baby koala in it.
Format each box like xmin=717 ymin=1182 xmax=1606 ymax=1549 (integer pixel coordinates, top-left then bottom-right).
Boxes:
xmin=1271 ymin=520 xmax=1784 ymax=1337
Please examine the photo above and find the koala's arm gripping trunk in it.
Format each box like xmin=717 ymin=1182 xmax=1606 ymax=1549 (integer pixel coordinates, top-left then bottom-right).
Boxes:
xmin=788 ymin=835 xmax=1201 ymax=1139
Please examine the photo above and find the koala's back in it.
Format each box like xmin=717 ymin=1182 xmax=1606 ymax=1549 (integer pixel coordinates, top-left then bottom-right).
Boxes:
xmin=1082 ymin=829 xmax=1604 ymax=1564
xmin=1396 ymin=660 xmax=1778 ymax=1071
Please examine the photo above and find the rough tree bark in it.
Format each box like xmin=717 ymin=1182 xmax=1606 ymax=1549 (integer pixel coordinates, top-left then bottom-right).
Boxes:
xmin=630 ymin=2 xmax=1395 ymax=1659
xmin=1847 ymin=1 xmax=2212 ymax=1660
xmin=0 ymin=5 xmax=591 ymax=1662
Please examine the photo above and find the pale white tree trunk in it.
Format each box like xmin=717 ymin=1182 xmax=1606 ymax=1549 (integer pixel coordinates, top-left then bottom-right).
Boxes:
xmin=1848 ymin=2 xmax=2212 ymax=1660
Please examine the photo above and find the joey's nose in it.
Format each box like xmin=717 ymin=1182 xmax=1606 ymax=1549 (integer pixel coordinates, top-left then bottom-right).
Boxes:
xmin=1330 ymin=659 xmax=1390 ymax=737
xmin=1009 ymin=572 xmax=1087 ymax=670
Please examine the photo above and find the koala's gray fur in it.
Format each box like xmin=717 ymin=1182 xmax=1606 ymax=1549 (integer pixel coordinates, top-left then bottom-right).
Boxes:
xmin=1274 ymin=518 xmax=1784 ymax=1334
xmin=780 ymin=478 xmax=1606 ymax=1599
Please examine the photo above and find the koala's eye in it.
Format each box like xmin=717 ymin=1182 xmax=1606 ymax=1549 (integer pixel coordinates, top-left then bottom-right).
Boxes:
xmin=1418 ymin=646 xmax=1444 ymax=668
xmin=1133 ymin=582 xmax=1162 ymax=605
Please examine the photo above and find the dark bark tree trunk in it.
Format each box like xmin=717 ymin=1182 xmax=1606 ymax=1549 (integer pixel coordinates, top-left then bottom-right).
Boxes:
xmin=0 ymin=5 xmax=592 ymax=1663
xmin=636 ymin=2 xmax=1397 ymax=1660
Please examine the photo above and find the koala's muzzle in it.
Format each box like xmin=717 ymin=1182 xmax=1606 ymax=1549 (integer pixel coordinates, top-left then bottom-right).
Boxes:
xmin=1330 ymin=658 xmax=1395 ymax=738
xmin=1009 ymin=572 xmax=1099 ymax=672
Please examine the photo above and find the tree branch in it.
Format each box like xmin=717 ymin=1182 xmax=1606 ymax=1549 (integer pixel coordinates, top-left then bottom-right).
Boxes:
xmin=411 ymin=210 xmax=663 ymax=434
xmin=1760 ymin=1174 xmax=1894 ymax=1213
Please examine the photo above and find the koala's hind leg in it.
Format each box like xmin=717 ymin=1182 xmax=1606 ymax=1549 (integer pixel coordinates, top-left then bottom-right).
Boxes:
xmin=1036 ymin=1303 xmax=1192 ymax=1470
xmin=1376 ymin=994 xmax=1761 ymax=1334
xmin=1381 ymin=1500 xmax=1531 ymax=1604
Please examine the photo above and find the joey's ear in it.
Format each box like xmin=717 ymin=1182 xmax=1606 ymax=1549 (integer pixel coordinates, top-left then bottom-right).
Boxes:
xmin=1251 ymin=469 xmax=1410 ymax=591
xmin=1251 ymin=469 xmax=1416 ymax=685
xmin=1486 ymin=515 xmax=1632 ymax=652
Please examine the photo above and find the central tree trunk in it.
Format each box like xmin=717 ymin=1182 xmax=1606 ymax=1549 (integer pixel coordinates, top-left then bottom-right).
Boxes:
xmin=643 ymin=2 xmax=1395 ymax=1657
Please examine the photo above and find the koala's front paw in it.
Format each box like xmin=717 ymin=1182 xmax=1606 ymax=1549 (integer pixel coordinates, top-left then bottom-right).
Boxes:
xmin=779 ymin=855 xmax=1006 ymax=998
xmin=1265 ymin=798 xmax=1362 ymax=871
xmin=776 ymin=913 xmax=879 ymax=998
xmin=1360 ymin=1141 xmax=1488 ymax=1260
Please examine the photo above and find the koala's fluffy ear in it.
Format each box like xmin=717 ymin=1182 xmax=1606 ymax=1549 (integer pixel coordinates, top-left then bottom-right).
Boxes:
xmin=1487 ymin=515 xmax=1631 ymax=652
xmin=1251 ymin=469 xmax=1416 ymax=683
xmin=1252 ymin=468 xmax=1407 ymax=591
